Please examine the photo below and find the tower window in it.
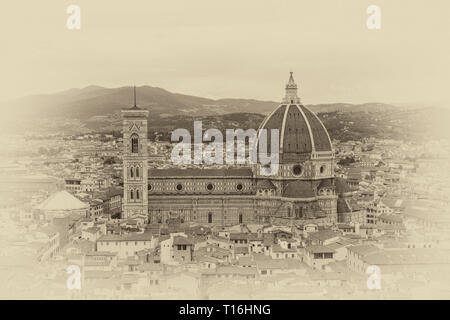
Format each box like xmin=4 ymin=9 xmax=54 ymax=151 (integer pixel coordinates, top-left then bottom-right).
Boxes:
xmin=131 ymin=134 xmax=139 ymax=153
xmin=130 ymin=190 xmax=134 ymax=200
xmin=136 ymin=167 xmax=140 ymax=178
xmin=130 ymin=167 xmax=134 ymax=178
xmin=320 ymin=165 xmax=325 ymax=174
xmin=239 ymin=214 xmax=243 ymax=224
xmin=208 ymin=212 xmax=213 ymax=224
xmin=136 ymin=190 xmax=140 ymax=200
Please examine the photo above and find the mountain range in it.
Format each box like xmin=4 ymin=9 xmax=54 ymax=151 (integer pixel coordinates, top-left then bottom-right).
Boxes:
xmin=1 ymin=85 xmax=399 ymax=121
xmin=4 ymin=84 xmax=445 ymax=141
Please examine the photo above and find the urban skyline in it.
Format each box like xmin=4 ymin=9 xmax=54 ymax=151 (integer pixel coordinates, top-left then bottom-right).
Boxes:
xmin=0 ymin=0 xmax=449 ymax=302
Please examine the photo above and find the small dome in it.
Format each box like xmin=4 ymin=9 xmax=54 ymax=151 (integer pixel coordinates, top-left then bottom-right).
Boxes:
xmin=257 ymin=73 xmax=332 ymax=164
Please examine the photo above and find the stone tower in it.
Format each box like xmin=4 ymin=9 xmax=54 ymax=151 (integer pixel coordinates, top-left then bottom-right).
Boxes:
xmin=122 ymin=86 xmax=149 ymax=219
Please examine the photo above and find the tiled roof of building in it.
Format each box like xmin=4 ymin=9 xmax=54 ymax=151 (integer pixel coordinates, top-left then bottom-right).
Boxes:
xmin=36 ymin=190 xmax=89 ymax=211
xmin=237 ymin=256 xmax=256 ymax=266
xmin=97 ymin=232 xmax=153 ymax=242
xmin=308 ymin=230 xmax=340 ymax=242
xmin=173 ymin=235 xmax=195 ymax=245
xmin=347 ymin=244 xmax=380 ymax=256
xmin=337 ymin=198 xmax=351 ymax=214
xmin=234 ymin=246 xmax=249 ymax=255
xmin=256 ymin=179 xmax=277 ymax=190
xmin=282 ymin=180 xmax=315 ymax=198
xmin=148 ymin=167 xmax=253 ymax=178
xmin=335 ymin=177 xmax=352 ymax=194
xmin=255 ymin=258 xmax=288 ymax=269
xmin=210 ymin=266 xmax=258 ymax=276
xmin=318 ymin=178 xmax=334 ymax=190
xmin=229 ymin=233 xmax=248 ymax=240
xmin=248 ymin=233 xmax=263 ymax=241
xmin=337 ymin=223 xmax=354 ymax=230
xmin=305 ymin=245 xmax=336 ymax=254
xmin=271 ymin=244 xmax=296 ymax=253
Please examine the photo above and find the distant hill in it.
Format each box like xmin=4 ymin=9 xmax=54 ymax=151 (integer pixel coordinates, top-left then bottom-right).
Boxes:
xmin=308 ymin=102 xmax=397 ymax=113
xmin=8 ymin=84 xmax=446 ymax=141
xmin=1 ymin=85 xmax=277 ymax=120
xmin=1 ymin=85 xmax=399 ymax=122
xmin=1 ymin=84 xmax=447 ymax=142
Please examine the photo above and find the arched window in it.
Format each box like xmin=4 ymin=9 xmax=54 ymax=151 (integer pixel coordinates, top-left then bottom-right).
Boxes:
xmin=136 ymin=189 xmax=140 ymax=200
xmin=136 ymin=167 xmax=140 ymax=178
xmin=130 ymin=167 xmax=134 ymax=178
xmin=130 ymin=190 xmax=134 ymax=200
xmin=208 ymin=212 xmax=213 ymax=224
xmin=131 ymin=134 xmax=139 ymax=153
xmin=239 ymin=214 xmax=243 ymax=224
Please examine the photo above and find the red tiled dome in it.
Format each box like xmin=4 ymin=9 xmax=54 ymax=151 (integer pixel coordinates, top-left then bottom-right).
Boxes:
xmin=257 ymin=73 xmax=332 ymax=164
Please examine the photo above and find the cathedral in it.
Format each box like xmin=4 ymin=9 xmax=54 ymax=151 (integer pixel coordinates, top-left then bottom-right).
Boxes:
xmin=121 ymin=73 xmax=355 ymax=226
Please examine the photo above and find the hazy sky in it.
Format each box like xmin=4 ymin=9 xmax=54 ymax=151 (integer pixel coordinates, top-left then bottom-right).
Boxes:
xmin=0 ymin=0 xmax=449 ymax=105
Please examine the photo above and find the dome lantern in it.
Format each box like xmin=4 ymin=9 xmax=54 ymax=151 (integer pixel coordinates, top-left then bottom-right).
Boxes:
xmin=283 ymin=71 xmax=301 ymax=104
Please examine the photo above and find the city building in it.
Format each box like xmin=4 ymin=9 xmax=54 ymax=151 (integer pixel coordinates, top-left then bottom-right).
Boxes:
xmin=122 ymin=73 xmax=355 ymax=226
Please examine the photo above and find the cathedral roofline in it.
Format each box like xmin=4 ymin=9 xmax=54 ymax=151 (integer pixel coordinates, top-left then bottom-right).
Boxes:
xmin=148 ymin=167 xmax=254 ymax=178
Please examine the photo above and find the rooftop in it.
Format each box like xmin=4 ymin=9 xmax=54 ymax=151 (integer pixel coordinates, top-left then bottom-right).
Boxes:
xmin=149 ymin=167 xmax=253 ymax=178
xmin=35 ymin=190 xmax=89 ymax=211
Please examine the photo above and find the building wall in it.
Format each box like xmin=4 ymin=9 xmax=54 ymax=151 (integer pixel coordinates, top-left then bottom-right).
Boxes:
xmin=173 ymin=244 xmax=193 ymax=263
xmin=96 ymin=239 xmax=153 ymax=258
xmin=304 ymin=252 xmax=335 ymax=270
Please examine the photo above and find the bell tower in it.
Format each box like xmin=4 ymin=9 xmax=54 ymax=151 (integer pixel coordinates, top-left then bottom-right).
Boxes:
xmin=121 ymin=86 xmax=149 ymax=219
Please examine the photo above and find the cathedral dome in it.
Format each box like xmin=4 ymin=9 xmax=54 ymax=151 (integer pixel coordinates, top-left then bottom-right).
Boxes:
xmin=257 ymin=72 xmax=332 ymax=164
